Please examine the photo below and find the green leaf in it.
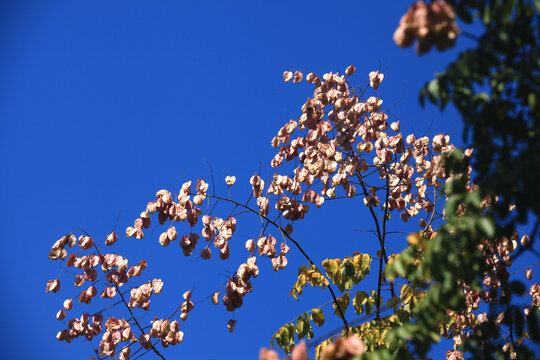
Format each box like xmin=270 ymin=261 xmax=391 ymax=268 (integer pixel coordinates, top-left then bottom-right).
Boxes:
xmin=295 ymin=316 xmax=305 ymax=336
xmin=275 ymin=327 xmax=290 ymax=347
xmin=426 ymin=79 xmax=440 ymax=98
xmin=353 ymin=291 xmax=368 ymax=315
xmin=482 ymin=6 xmax=491 ymax=25
xmin=466 ymin=191 xmax=482 ymax=209
xmin=477 ymin=216 xmax=495 ymax=238
xmin=333 ymin=292 xmax=350 ymax=316
xmin=365 ymin=298 xmax=373 ymax=315
xmin=387 ymin=295 xmax=400 ymax=309
xmin=322 ymin=259 xmax=340 ymax=277
xmin=528 ymin=92 xmax=536 ymax=108
xmin=392 ymin=258 xmax=406 ymax=277
xmin=312 ymin=308 xmax=325 ymax=327
xmin=343 ymin=262 xmax=355 ymax=277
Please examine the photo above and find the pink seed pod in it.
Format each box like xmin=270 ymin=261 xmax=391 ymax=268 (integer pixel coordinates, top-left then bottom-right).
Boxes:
xmin=200 ymin=247 xmax=212 ymax=259
xmin=84 ymin=269 xmax=97 ymax=282
xmin=56 ymin=309 xmax=66 ymax=321
xmin=284 ymin=224 xmax=293 ymax=235
xmin=167 ymin=227 xmax=178 ymax=241
xmin=219 ymin=244 xmax=230 ymax=260
xmin=342 ymin=335 xmax=366 ymax=356
xmin=78 ymin=235 xmax=94 ymax=250
xmin=227 ymin=319 xmax=237 ymax=332
xmin=152 ymin=279 xmax=163 ymax=294
xmin=283 ymin=71 xmax=293 ymax=82
xmin=46 ymin=279 xmax=61 ymax=293
xmin=159 ymin=232 xmax=170 ymax=247
xmin=105 ymin=231 xmax=117 ymax=246
xmin=63 ymin=299 xmax=73 ymax=310
xmin=211 ymin=292 xmax=220 ymax=305
xmin=526 ymin=269 xmax=532 ymax=280
xmin=119 ymin=347 xmax=131 ymax=360
xmin=369 ymin=71 xmax=384 ymax=90
xmin=245 ymin=239 xmax=256 ymax=252
xmin=66 ymin=254 xmax=76 ymax=267
xmin=100 ymin=287 xmax=116 ymax=299
xmin=225 ymin=176 xmax=236 ymax=186
xmin=271 ymin=255 xmax=288 ymax=271
xmin=345 ymin=65 xmax=356 ymax=76
xmin=292 ymin=341 xmax=308 ymax=360
xmin=74 ymin=274 xmax=85 ymax=287
xmin=183 ymin=290 xmax=192 ymax=300
xmin=139 ymin=333 xmax=152 ymax=349
xmin=56 ymin=330 xmax=69 ymax=341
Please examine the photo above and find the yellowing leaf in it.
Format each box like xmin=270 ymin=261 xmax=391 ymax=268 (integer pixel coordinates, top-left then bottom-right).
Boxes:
xmin=311 ymin=308 xmax=325 ymax=326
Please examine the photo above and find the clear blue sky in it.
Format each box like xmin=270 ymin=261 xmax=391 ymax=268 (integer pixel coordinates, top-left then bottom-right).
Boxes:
xmin=0 ymin=1 xmax=502 ymax=359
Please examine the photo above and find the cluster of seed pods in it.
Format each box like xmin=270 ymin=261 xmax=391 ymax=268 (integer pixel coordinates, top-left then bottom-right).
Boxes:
xmin=55 ymin=313 xmax=103 ymax=343
xmin=442 ymin=230 xmax=538 ymax=359
xmin=393 ymin=0 xmax=460 ymax=54
xmin=280 ymin=66 xmax=456 ymax=234
xmin=46 ymin=227 xmax=181 ymax=359
xmin=99 ymin=318 xmax=136 ymax=358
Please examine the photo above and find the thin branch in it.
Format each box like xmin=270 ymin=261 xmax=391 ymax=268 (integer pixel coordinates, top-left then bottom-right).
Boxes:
xmin=377 ymin=167 xmax=394 ymax=318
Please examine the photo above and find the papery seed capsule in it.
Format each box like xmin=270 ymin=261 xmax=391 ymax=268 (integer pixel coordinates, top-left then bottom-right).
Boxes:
xmin=225 ymin=176 xmax=236 ymax=186
xmin=200 ymin=247 xmax=211 ymax=259
xmin=284 ymin=224 xmax=293 ymax=235
xmin=283 ymin=71 xmax=293 ymax=82
xmin=159 ymin=232 xmax=170 ymax=247
xmin=227 ymin=319 xmax=237 ymax=332
xmin=46 ymin=279 xmax=61 ymax=293
xmin=105 ymin=231 xmax=118 ymax=246
xmin=63 ymin=299 xmax=73 ymax=310
xmin=245 ymin=239 xmax=256 ymax=252
xmin=56 ymin=309 xmax=66 ymax=321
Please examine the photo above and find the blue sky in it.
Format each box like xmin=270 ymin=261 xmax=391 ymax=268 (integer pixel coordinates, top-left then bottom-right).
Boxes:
xmin=0 ymin=1 xmax=514 ymax=359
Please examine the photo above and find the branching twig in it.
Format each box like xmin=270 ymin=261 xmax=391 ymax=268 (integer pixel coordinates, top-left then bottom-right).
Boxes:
xmin=204 ymin=193 xmax=350 ymax=331
xmin=91 ymin=242 xmax=167 ymax=360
